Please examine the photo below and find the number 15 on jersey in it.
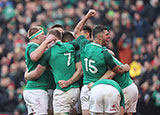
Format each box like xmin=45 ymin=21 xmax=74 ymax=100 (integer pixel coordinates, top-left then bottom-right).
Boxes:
xmin=84 ymin=58 xmax=98 ymax=74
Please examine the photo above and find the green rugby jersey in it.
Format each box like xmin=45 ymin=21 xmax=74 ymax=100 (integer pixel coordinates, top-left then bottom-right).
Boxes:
xmin=24 ymin=43 xmax=54 ymax=91
xmin=111 ymin=56 xmax=133 ymax=89
xmin=76 ymin=35 xmax=117 ymax=85
xmin=92 ymin=79 xmax=125 ymax=108
xmin=40 ymin=41 xmax=80 ymax=91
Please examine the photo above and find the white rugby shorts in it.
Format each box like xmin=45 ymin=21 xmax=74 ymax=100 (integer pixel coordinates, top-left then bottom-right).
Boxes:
xmin=23 ymin=89 xmax=49 ymax=115
xmin=53 ymin=88 xmax=80 ymax=114
xmin=122 ymin=83 xmax=139 ymax=113
xmin=80 ymin=85 xmax=91 ymax=110
xmin=89 ymin=84 xmax=121 ymax=115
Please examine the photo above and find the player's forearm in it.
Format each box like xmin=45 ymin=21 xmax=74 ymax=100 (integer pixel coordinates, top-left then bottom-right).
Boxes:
xmin=74 ymin=9 xmax=96 ymax=38
xmin=25 ymin=65 xmax=46 ymax=80
xmin=112 ymin=65 xmax=126 ymax=75
xmin=74 ymin=16 xmax=89 ymax=38
xmin=30 ymin=41 xmax=48 ymax=62
xmin=67 ymin=62 xmax=83 ymax=85
xmin=67 ymin=69 xmax=83 ymax=85
xmin=25 ymin=71 xmax=39 ymax=80
xmin=100 ymin=70 xmax=116 ymax=80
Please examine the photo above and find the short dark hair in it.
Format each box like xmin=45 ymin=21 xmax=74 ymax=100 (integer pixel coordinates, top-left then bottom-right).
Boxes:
xmin=93 ymin=26 xmax=104 ymax=38
xmin=62 ymin=31 xmax=75 ymax=43
xmin=83 ymin=25 xmax=92 ymax=38
xmin=51 ymin=24 xmax=64 ymax=30
xmin=48 ymin=29 xmax=62 ymax=40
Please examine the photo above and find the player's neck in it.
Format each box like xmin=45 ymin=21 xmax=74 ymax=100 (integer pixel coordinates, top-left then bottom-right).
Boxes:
xmin=93 ymin=39 xmax=102 ymax=46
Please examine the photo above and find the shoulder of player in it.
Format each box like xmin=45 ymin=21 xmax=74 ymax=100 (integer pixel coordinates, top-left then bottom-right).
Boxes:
xmin=89 ymin=42 xmax=103 ymax=49
xmin=27 ymin=42 xmax=39 ymax=47
xmin=62 ymin=42 xmax=77 ymax=50
xmin=26 ymin=43 xmax=39 ymax=51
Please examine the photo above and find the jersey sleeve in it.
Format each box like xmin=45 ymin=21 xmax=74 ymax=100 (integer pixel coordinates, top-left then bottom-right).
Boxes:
xmin=120 ymin=90 xmax=125 ymax=108
xmin=69 ymin=40 xmax=79 ymax=50
xmin=77 ymin=35 xmax=89 ymax=49
xmin=103 ymin=50 xmax=117 ymax=70
xmin=28 ymin=45 xmax=37 ymax=59
xmin=39 ymin=48 xmax=51 ymax=66
xmin=75 ymin=50 xmax=81 ymax=63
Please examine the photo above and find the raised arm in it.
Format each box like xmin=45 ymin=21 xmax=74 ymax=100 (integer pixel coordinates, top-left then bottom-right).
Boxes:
xmin=30 ymin=35 xmax=56 ymax=62
xmin=74 ymin=9 xmax=96 ymax=38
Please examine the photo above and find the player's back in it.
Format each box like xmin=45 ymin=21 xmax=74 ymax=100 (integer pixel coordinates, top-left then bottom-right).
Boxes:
xmin=81 ymin=42 xmax=108 ymax=85
xmin=49 ymin=41 xmax=79 ymax=91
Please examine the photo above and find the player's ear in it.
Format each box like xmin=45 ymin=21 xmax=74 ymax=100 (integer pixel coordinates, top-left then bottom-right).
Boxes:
xmin=85 ymin=32 xmax=89 ymax=38
xmin=35 ymin=36 xmax=40 ymax=40
xmin=97 ymin=34 xmax=102 ymax=40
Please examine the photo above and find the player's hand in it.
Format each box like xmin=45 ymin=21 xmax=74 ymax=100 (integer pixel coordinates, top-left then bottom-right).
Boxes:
xmin=45 ymin=34 xmax=57 ymax=44
xmin=24 ymin=68 xmax=37 ymax=80
xmin=48 ymin=40 xmax=56 ymax=48
xmin=86 ymin=9 xmax=96 ymax=18
xmin=58 ymin=80 xmax=71 ymax=88
xmin=122 ymin=64 xmax=130 ymax=72
xmin=87 ymin=82 xmax=94 ymax=90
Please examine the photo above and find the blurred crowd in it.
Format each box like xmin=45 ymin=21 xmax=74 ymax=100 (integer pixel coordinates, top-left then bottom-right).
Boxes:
xmin=0 ymin=0 xmax=160 ymax=114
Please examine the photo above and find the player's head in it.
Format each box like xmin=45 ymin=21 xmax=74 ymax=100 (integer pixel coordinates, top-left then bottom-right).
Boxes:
xmin=47 ymin=29 xmax=62 ymax=40
xmin=27 ymin=26 xmax=45 ymax=44
xmin=50 ymin=24 xmax=64 ymax=33
xmin=83 ymin=25 xmax=92 ymax=40
xmin=93 ymin=25 xmax=110 ymax=46
xmin=62 ymin=31 xmax=75 ymax=43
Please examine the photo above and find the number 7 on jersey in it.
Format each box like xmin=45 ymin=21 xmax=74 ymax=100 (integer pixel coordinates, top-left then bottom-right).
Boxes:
xmin=64 ymin=53 xmax=71 ymax=66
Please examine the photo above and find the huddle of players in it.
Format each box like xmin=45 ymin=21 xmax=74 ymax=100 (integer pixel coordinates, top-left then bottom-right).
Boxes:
xmin=23 ymin=9 xmax=139 ymax=115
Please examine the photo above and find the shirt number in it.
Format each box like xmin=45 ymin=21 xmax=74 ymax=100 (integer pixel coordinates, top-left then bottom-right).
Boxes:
xmin=84 ymin=58 xmax=98 ymax=73
xmin=64 ymin=53 xmax=71 ymax=66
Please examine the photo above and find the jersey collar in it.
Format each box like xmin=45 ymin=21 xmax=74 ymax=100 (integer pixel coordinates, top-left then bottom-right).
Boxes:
xmin=50 ymin=40 xmax=62 ymax=47
xmin=55 ymin=40 xmax=61 ymax=43
xmin=90 ymin=42 xmax=102 ymax=48
xmin=28 ymin=42 xmax=40 ymax=46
